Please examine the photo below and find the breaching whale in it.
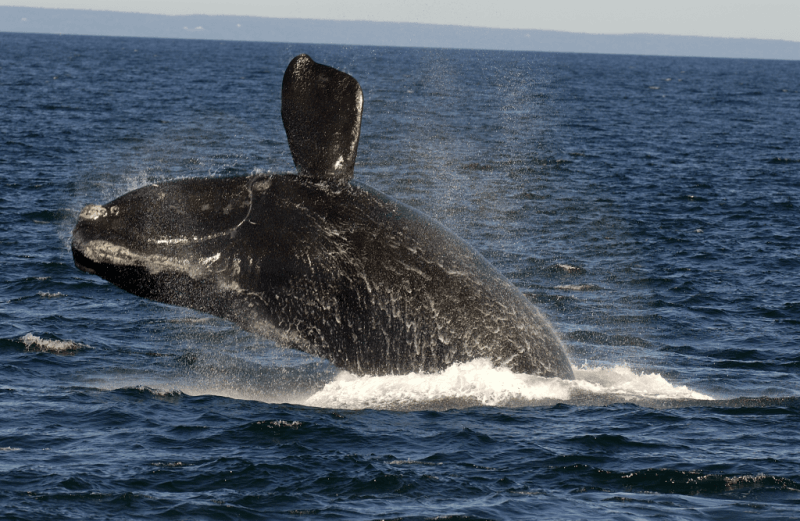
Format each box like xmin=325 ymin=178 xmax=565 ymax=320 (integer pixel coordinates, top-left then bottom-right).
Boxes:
xmin=71 ymin=54 xmax=574 ymax=379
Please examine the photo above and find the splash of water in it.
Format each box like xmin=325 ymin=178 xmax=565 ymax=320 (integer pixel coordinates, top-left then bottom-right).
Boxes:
xmin=303 ymin=359 xmax=712 ymax=410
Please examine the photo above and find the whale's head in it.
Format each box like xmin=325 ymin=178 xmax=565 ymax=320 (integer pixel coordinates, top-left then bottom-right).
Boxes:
xmin=71 ymin=177 xmax=256 ymax=307
xmin=72 ymin=52 xmax=365 ymax=298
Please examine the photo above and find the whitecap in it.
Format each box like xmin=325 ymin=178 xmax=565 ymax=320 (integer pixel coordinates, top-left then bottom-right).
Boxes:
xmin=21 ymin=333 xmax=87 ymax=353
xmin=37 ymin=291 xmax=65 ymax=298
xmin=555 ymin=284 xmax=600 ymax=291
xmin=131 ymin=385 xmax=182 ymax=397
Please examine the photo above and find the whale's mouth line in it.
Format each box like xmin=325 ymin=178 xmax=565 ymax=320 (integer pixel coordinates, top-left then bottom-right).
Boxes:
xmin=74 ymin=234 xmax=220 ymax=281
xmin=72 ymin=245 xmax=98 ymax=275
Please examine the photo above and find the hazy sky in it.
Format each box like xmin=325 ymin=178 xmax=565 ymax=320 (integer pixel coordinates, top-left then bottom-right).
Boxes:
xmin=3 ymin=0 xmax=799 ymax=42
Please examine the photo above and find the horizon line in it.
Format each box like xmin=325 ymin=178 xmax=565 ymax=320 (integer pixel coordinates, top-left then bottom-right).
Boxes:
xmin=7 ymin=5 xmax=800 ymax=44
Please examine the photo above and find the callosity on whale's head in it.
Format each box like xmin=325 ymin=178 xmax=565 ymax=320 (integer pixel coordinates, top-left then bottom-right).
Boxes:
xmin=71 ymin=54 xmax=574 ymax=380
xmin=72 ymin=176 xmax=259 ymax=322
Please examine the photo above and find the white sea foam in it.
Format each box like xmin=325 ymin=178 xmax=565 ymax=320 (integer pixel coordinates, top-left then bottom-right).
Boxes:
xmin=151 ymin=461 xmax=186 ymax=467
xmin=304 ymin=359 xmax=568 ymax=409
xmin=21 ymin=333 xmax=86 ymax=353
xmin=263 ymin=420 xmax=302 ymax=429
xmin=571 ymin=364 xmax=713 ymax=401
xmin=37 ymin=291 xmax=65 ymax=298
xmin=302 ymin=359 xmax=712 ymax=410
xmin=98 ymin=357 xmax=712 ymax=410
xmin=555 ymin=284 xmax=600 ymax=291
xmin=131 ymin=385 xmax=182 ymax=397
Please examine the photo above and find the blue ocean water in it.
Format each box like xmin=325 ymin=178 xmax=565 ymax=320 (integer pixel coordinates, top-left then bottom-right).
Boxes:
xmin=1 ymin=31 xmax=799 ymax=519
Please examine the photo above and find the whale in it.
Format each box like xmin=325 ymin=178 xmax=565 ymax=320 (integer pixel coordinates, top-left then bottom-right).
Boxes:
xmin=71 ymin=54 xmax=574 ymax=379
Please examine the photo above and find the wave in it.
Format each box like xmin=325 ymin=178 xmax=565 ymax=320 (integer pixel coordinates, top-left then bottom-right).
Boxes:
xmin=767 ymin=157 xmax=800 ymax=164
xmin=590 ymin=468 xmax=800 ymax=496
xmin=555 ymin=284 xmax=602 ymax=291
xmin=37 ymin=291 xmax=66 ymax=298
xmin=129 ymin=385 xmax=183 ymax=398
xmin=549 ymin=264 xmax=585 ymax=274
xmin=302 ymin=359 xmax=712 ymax=410
xmin=20 ymin=333 xmax=88 ymax=353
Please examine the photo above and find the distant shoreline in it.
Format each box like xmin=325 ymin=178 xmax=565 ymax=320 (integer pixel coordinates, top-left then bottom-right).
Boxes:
xmin=2 ymin=6 xmax=799 ymax=61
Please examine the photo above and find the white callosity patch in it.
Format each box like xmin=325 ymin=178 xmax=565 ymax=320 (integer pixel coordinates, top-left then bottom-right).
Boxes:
xmin=79 ymin=204 xmax=119 ymax=220
xmin=79 ymin=204 xmax=107 ymax=221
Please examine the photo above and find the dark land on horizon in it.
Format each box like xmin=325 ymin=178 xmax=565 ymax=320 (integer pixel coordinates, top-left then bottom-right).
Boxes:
xmin=2 ymin=6 xmax=800 ymax=60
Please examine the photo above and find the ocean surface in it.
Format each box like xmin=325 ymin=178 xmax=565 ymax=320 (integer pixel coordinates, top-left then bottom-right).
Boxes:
xmin=1 ymin=32 xmax=799 ymax=519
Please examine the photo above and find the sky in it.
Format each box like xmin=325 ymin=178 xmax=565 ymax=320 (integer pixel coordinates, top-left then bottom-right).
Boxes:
xmin=2 ymin=0 xmax=799 ymax=43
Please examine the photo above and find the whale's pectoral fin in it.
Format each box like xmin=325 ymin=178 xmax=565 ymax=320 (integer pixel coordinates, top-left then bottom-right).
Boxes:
xmin=281 ymin=54 xmax=363 ymax=186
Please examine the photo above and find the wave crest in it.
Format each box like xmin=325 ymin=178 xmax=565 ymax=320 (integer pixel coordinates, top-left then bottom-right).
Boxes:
xmin=20 ymin=333 xmax=87 ymax=353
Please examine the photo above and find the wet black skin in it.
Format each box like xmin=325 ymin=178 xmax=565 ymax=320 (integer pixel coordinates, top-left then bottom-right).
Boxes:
xmin=71 ymin=55 xmax=574 ymax=379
